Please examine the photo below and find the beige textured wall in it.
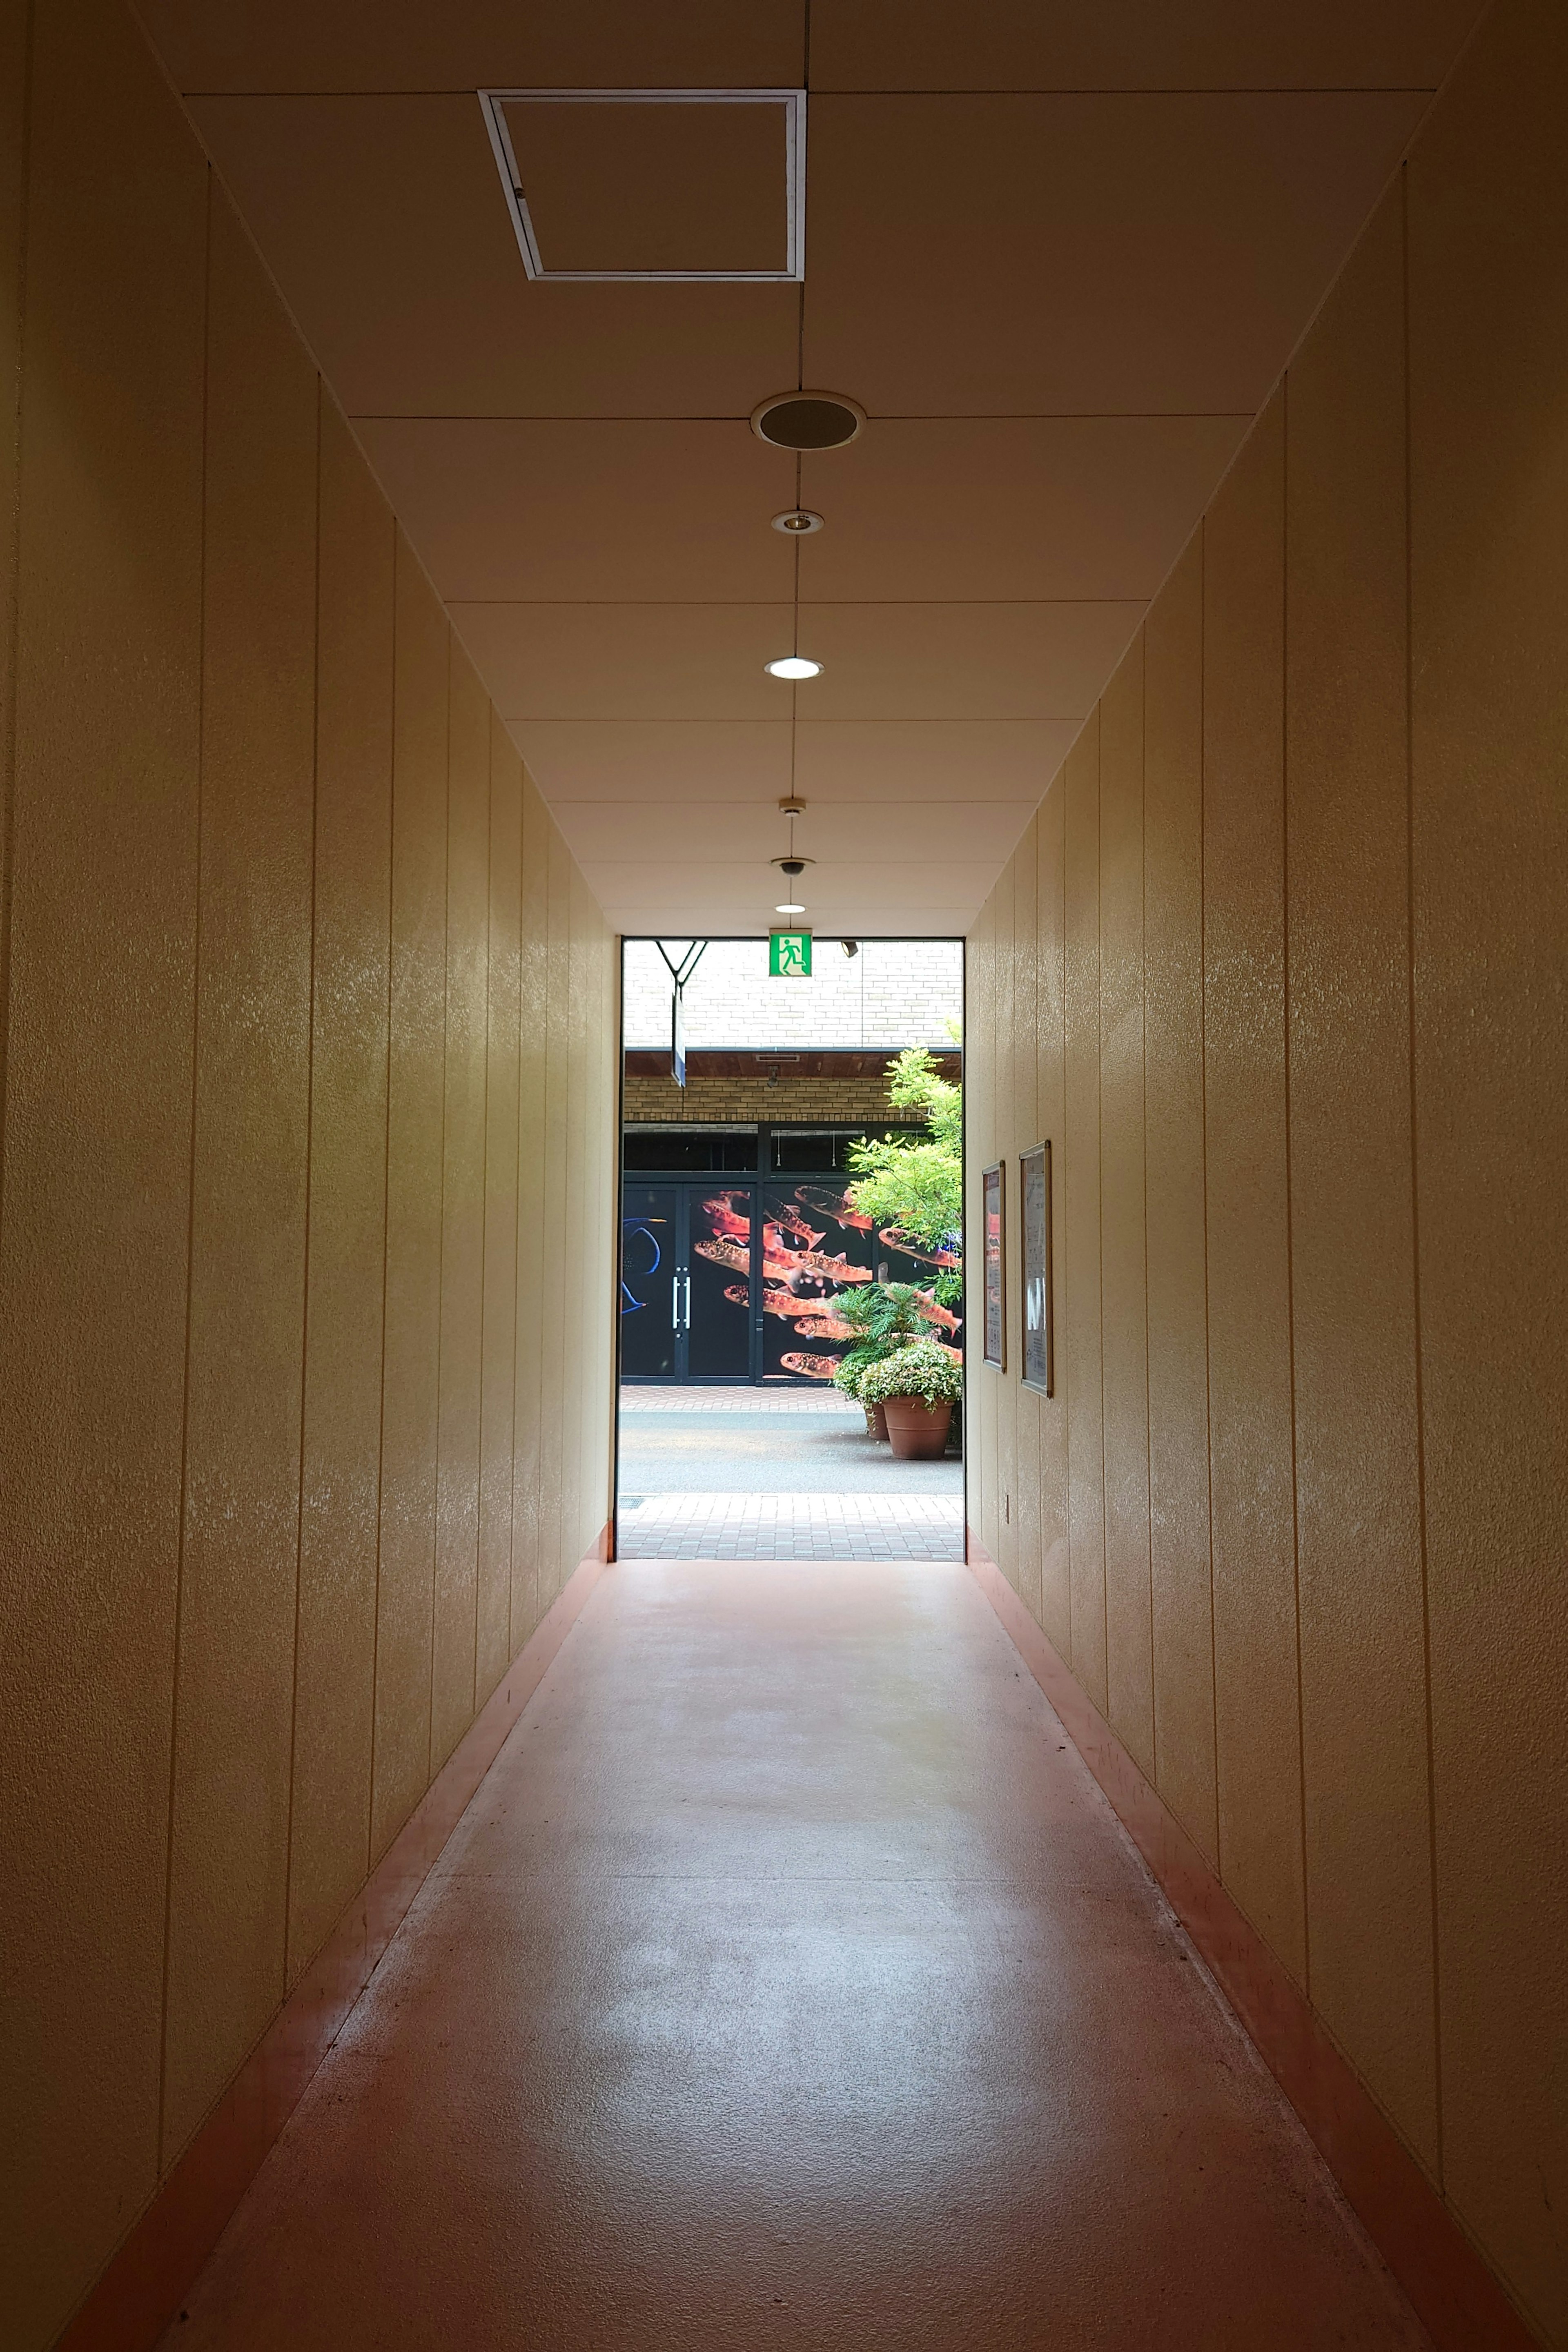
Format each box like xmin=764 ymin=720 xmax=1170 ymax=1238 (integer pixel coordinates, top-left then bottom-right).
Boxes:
xmin=967 ymin=4 xmax=1567 ymax=2339
xmin=0 ymin=2 xmax=616 ymax=2344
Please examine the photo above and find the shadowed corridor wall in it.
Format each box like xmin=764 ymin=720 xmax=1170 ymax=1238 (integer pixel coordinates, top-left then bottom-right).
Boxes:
xmin=0 ymin=0 xmax=616 ymax=2342
xmin=965 ymin=3 xmax=1566 ymax=2341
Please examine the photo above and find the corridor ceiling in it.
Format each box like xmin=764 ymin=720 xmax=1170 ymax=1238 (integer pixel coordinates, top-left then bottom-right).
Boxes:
xmin=141 ymin=0 xmax=1481 ymax=937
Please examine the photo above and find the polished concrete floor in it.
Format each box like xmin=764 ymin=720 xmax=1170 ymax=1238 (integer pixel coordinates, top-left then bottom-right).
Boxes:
xmin=162 ymin=1563 xmax=1430 ymax=2351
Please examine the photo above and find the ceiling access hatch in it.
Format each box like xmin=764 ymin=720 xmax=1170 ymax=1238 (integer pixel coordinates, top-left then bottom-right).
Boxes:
xmin=479 ymin=89 xmax=806 ymax=283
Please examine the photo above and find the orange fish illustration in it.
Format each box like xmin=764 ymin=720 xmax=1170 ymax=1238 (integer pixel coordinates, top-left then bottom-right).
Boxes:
xmin=915 ymin=1290 xmax=961 ymax=1332
xmin=702 ymin=1194 xmax=751 ymax=1239
xmin=793 ymin=1184 xmax=876 ymax=1233
xmin=779 ymin=1352 xmax=843 ymax=1381
xmin=796 ymin=1314 xmax=856 ymax=1341
xmin=769 ymin=1203 xmax=826 ymax=1247
xmin=694 ymin=1238 xmax=749 ymax=1274
xmin=792 ymin=1250 xmax=873 ymax=1284
xmin=879 ymin=1225 xmax=962 ymax=1270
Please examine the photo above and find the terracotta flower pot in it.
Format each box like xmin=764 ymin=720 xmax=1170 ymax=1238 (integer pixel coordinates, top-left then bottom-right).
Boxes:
xmin=883 ymin=1396 xmax=953 ymax=1460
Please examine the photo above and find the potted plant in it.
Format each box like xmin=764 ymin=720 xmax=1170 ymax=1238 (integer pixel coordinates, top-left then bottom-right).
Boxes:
xmin=860 ymin=1339 xmax=964 ymax=1461
xmin=831 ymin=1282 xmax=934 ymax=1437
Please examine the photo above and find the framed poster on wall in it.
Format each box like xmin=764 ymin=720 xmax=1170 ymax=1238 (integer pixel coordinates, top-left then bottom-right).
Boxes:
xmin=1020 ymin=1142 xmax=1053 ymax=1396
xmin=982 ymin=1162 xmax=1005 ymax=1370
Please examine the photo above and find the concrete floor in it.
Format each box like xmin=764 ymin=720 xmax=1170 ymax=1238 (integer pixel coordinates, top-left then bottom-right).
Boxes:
xmin=161 ymin=1562 xmax=1429 ymax=2352
xmin=617 ymin=1405 xmax=964 ymax=1497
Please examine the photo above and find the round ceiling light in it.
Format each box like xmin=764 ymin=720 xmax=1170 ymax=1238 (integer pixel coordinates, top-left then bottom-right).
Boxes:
xmin=765 ymin=655 xmax=822 ymax=680
xmin=751 ymin=392 xmax=865 ymax=450
xmin=771 ymin=508 xmax=824 ymax=535
xmin=775 ymin=901 xmax=807 ymax=915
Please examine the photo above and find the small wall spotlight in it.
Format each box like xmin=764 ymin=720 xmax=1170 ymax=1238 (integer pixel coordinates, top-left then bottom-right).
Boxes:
xmin=841 ymin=939 xmax=860 ymax=958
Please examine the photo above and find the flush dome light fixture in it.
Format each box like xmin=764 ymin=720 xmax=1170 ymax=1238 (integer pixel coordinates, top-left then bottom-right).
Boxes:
xmin=775 ymin=900 xmax=807 ymax=914
xmin=765 ymin=655 xmax=822 ymax=680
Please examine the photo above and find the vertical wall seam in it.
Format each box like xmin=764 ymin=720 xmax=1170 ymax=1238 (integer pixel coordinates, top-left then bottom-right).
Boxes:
xmin=0 ymin=0 xmax=36 ymax=1258
xmin=156 ymin=160 xmax=213 ymax=2172
xmin=427 ymin=625 xmax=452 ymax=1785
xmin=472 ymin=706 xmax=493 ymax=1709
xmin=1198 ymin=520 xmax=1220 ymax=1866
xmin=368 ymin=525 xmax=397 ymax=1866
xmin=1058 ymin=787 xmax=1071 ymax=1673
xmin=506 ymin=775 xmax=524 ymax=1659
xmin=1401 ymin=158 xmax=1445 ymax=2188
xmin=1140 ymin=638 xmax=1156 ymax=1785
xmin=282 ymin=375 xmax=324 ymax=1984
xmin=1095 ymin=732 xmax=1107 ymax=1697
xmin=1279 ymin=373 xmax=1311 ymax=1996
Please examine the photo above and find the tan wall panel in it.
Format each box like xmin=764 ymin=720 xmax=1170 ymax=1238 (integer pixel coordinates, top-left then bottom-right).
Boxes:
xmin=566 ymin=865 xmax=595 ymax=1565
xmin=1010 ymin=820 xmax=1044 ymax=1626
xmin=3 ymin=13 xmax=619 ymax=2335
xmin=510 ymin=772 xmax=549 ymax=1633
xmin=1285 ymin=185 xmax=1439 ymax=2171
xmin=373 ymin=539 xmax=448 ymax=1858
xmin=1408 ymin=0 xmax=1568 ymax=2326
xmin=162 ymin=191 xmax=316 ymax=2157
xmin=540 ymin=828 xmax=571 ymax=1598
xmin=1062 ymin=711 xmax=1106 ymax=1706
xmin=287 ymin=396 xmax=394 ymax=1981
xmin=0 ymin=0 xmax=206 ymax=2330
xmin=961 ymin=4 xmax=1566 ymax=2325
xmin=1033 ymin=784 xmax=1071 ymax=1655
xmin=991 ymin=861 xmax=1018 ymax=1588
xmin=478 ymin=711 xmax=521 ymax=1690
xmin=1200 ymin=398 xmax=1305 ymax=1982
xmin=431 ymin=646 xmax=488 ymax=1766
xmin=1098 ymin=640 xmax=1153 ymax=1774
xmin=1141 ymin=535 xmax=1217 ymax=1865
xmin=969 ymin=906 xmax=1000 ymax=1561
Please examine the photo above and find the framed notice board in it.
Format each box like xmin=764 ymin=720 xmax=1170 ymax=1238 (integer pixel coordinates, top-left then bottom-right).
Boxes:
xmin=1020 ymin=1142 xmax=1053 ymax=1395
xmin=981 ymin=1162 xmax=1005 ymax=1370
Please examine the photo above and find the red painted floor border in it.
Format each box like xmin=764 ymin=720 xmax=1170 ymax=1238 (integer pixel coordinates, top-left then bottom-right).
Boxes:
xmin=966 ymin=1533 xmax=1540 ymax=2352
xmin=55 ymin=1535 xmax=612 ymax=2352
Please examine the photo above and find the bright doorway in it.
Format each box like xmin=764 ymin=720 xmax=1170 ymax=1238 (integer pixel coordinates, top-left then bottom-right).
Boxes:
xmin=614 ymin=937 xmax=965 ymax=1561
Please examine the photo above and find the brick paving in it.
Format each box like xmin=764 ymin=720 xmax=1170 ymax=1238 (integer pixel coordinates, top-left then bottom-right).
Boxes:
xmin=620 ymin=1383 xmax=863 ymax=1416
xmin=616 ymin=1490 xmax=965 ymax=1561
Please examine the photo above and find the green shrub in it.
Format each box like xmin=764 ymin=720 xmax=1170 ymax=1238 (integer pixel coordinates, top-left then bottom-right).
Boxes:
xmin=828 ymin=1281 xmax=933 ymax=1399
xmin=859 ymin=1339 xmax=963 ymax=1408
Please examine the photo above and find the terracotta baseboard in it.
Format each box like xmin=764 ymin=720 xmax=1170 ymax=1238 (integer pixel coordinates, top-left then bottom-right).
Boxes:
xmin=965 ymin=1533 xmax=1539 ymax=2352
xmin=56 ymin=1534 xmax=612 ymax=2352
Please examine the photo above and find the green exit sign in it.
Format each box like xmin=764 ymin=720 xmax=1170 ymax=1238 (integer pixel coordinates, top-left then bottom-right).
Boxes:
xmin=769 ymin=929 xmax=812 ymax=978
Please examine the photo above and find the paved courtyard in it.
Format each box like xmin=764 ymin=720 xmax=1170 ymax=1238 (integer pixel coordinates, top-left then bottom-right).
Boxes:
xmin=617 ymin=1385 xmax=965 ymax=1561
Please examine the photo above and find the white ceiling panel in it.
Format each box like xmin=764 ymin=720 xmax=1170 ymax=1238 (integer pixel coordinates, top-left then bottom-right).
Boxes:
xmin=797 ymin=416 xmax=1246 ymax=602
xmin=554 ymin=799 xmax=1032 ymax=863
xmin=359 ymin=421 xmax=800 ymax=601
xmin=792 ymin=721 xmax=1080 ymax=802
xmin=804 ymin=92 xmax=1427 ymax=414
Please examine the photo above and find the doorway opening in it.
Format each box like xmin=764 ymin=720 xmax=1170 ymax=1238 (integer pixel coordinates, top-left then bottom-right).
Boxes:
xmin=615 ymin=937 xmax=965 ymax=1561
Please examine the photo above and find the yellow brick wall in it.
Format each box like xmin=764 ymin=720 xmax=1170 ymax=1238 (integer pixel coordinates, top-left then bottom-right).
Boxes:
xmin=623 ymin=1073 xmax=909 ymax=1126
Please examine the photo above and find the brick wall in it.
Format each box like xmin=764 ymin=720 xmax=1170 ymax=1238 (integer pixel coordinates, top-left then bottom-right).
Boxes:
xmin=623 ymin=1072 xmax=907 ymax=1125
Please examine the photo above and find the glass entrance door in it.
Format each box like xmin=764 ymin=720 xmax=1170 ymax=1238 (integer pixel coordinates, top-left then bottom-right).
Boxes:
xmin=620 ymin=1183 xmax=757 ymax=1383
xmin=620 ymin=1183 xmax=679 ymax=1379
xmin=685 ymin=1187 xmax=754 ymax=1379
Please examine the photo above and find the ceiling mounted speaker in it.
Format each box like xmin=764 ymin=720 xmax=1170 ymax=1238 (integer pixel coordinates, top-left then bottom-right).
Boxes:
xmin=751 ymin=392 xmax=865 ymax=450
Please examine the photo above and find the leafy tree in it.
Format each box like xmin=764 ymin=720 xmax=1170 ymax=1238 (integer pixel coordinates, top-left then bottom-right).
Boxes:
xmin=844 ymin=1047 xmax=963 ymax=1306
